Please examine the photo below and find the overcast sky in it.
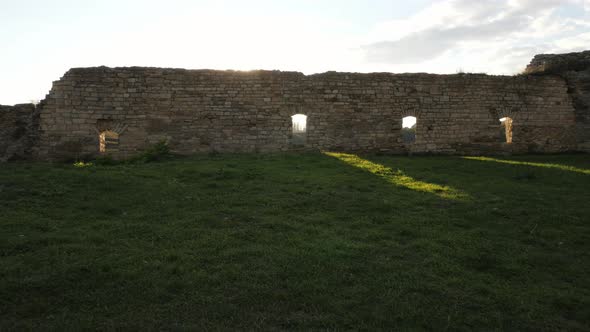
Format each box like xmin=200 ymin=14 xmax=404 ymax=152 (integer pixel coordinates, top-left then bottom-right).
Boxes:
xmin=1 ymin=0 xmax=589 ymax=105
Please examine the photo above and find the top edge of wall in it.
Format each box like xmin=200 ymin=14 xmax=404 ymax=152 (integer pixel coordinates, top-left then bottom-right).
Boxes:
xmin=61 ymin=66 xmax=516 ymax=79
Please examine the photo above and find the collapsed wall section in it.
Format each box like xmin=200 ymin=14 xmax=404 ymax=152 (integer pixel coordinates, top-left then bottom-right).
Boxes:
xmin=36 ymin=66 xmax=577 ymax=160
xmin=526 ymin=51 xmax=590 ymax=152
xmin=0 ymin=103 xmax=38 ymax=162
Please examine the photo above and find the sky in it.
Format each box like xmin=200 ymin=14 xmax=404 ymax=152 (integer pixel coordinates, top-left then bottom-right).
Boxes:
xmin=1 ymin=0 xmax=589 ymax=105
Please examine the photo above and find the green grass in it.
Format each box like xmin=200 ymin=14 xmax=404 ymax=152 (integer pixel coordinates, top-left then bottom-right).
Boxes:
xmin=1 ymin=152 xmax=589 ymax=330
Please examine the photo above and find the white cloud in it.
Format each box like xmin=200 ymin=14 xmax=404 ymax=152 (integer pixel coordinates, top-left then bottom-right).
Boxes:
xmin=360 ymin=0 xmax=590 ymax=74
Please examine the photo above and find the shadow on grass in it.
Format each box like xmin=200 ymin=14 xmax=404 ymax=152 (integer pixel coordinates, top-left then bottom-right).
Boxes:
xmin=324 ymin=152 xmax=470 ymax=201
xmin=2 ymin=153 xmax=590 ymax=330
xmin=462 ymin=156 xmax=590 ymax=175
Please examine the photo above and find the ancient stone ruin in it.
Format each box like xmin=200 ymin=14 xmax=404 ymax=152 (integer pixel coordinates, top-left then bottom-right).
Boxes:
xmin=1 ymin=51 xmax=589 ymax=162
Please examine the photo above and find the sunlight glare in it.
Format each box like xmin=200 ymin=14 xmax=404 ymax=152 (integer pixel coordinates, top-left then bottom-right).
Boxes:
xmin=402 ymin=116 xmax=417 ymax=128
xmin=292 ymin=114 xmax=307 ymax=133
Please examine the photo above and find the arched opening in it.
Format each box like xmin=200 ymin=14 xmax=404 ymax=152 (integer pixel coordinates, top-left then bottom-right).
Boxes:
xmin=291 ymin=114 xmax=307 ymax=145
xmin=99 ymin=130 xmax=120 ymax=153
xmin=500 ymin=117 xmax=513 ymax=143
xmin=402 ymin=116 xmax=417 ymax=143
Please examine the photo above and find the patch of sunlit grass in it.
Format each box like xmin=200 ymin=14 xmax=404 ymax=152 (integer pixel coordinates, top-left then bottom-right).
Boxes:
xmin=324 ymin=152 xmax=469 ymax=200
xmin=73 ymin=161 xmax=93 ymax=168
xmin=463 ymin=156 xmax=590 ymax=175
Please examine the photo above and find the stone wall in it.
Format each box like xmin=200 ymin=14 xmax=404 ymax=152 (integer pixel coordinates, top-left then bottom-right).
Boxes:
xmin=0 ymin=103 xmax=38 ymax=162
xmin=525 ymin=51 xmax=590 ymax=74
xmin=526 ymin=51 xmax=590 ymax=152
xmin=35 ymin=66 xmax=576 ymax=160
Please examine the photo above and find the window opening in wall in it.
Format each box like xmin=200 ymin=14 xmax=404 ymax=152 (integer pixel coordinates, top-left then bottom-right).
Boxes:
xmin=402 ymin=116 xmax=417 ymax=143
xmin=500 ymin=117 xmax=513 ymax=143
xmin=99 ymin=130 xmax=120 ymax=153
xmin=291 ymin=114 xmax=307 ymax=145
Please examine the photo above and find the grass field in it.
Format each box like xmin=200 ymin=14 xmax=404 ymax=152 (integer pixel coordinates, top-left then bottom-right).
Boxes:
xmin=1 ymin=152 xmax=589 ymax=330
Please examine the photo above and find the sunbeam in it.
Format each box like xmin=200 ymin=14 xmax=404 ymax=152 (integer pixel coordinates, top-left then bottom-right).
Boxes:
xmin=325 ymin=152 xmax=470 ymax=200
xmin=463 ymin=157 xmax=590 ymax=175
